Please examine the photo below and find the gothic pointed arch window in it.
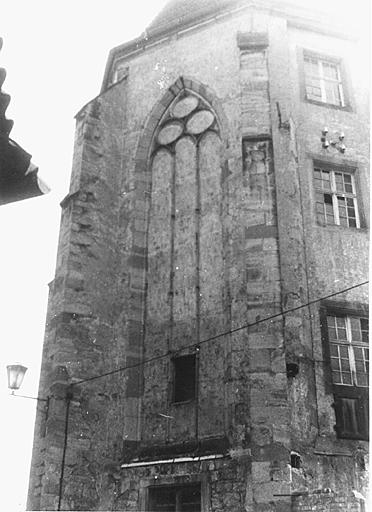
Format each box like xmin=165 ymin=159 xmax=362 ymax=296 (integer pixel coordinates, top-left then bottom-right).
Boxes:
xmin=145 ymin=86 xmax=225 ymax=357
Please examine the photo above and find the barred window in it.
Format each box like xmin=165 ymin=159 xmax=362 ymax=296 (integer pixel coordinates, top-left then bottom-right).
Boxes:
xmin=328 ymin=315 xmax=369 ymax=387
xmin=304 ymin=55 xmax=344 ymax=106
xmin=314 ymin=167 xmax=360 ymax=228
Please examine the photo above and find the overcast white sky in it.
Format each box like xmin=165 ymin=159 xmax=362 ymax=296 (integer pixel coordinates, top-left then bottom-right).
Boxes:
xmin=0 ymin=1 xmax=369 ymax=510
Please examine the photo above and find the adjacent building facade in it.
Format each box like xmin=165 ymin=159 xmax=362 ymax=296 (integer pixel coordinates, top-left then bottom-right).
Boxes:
xmin=28 ymin=1 xmax=369 ymax=510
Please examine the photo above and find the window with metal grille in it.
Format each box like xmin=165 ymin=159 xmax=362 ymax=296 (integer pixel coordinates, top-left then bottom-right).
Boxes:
xmin=314 ymin=166 xmax=360 ymax=228
xmin=173 ymin=354 xmax=197 ymax=403
xmin=327 ymin=315 xmax=369 ymax=387
xmin=148 ymin=484 xmax=201 ymax=512
xmin=304 ymin=55 xmax=344 ymax=106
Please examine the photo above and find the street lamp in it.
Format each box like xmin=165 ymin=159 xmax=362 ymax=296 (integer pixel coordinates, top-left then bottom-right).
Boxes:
xmin=6 ymin=363 xmax=69 ymax=510
xmin=7 ymin=363 xmax=48 ymax=403
xmin=6 ymin=363 xmax=28 ymax=394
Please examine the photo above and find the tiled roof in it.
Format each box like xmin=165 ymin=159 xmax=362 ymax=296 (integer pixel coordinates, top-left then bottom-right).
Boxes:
xmin=146 ymin=0 xmax=244 ymax=37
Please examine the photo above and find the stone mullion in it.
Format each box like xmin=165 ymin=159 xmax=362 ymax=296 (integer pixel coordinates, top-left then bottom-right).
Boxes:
xmin=166 ymin=150 xmax=176 ymax=442
xmin=169 ymin=150 xmax=176 ymax=354
xmin=195 ymin=141 xmax=201 ymax=349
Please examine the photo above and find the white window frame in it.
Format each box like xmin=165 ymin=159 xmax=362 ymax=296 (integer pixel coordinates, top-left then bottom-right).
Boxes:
xmin=314 ymin=167 xmax=360 ymax=228
xmin=304 ymin=55 xmax=345 ymax=106
xmin=328 ymin=315 xmax=369 ymax=388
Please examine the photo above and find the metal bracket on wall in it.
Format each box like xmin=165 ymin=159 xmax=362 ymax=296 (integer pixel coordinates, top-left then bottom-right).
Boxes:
xmin=276 ymin=102 xmax=290 ymax=130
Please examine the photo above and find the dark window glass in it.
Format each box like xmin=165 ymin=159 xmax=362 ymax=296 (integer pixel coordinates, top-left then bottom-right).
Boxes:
xmin=149 ymin=484 xmax=201 ymax=512
xmin=334 ymin=395 xmax=369 ymax=441
xmin=173 ymin=354 xmax=196 ymax=403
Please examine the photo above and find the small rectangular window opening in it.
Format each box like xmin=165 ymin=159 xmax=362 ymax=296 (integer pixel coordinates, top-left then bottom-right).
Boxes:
xmin=173 ymin=354 xmax=197 ymax=403
xmin=148 ymin=484 xmax=201 ymax=512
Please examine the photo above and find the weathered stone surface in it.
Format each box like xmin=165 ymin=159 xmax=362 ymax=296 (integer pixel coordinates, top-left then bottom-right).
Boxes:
xmin=28 ymin=2 xmax=368 ymax=512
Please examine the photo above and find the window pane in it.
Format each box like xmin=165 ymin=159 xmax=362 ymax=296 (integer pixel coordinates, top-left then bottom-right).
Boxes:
xmin=356 ymin=374 xmax=368 ymax=387
xmin=360 ymin=318 xmax=369 ymax=339
xmin=340 ymin=358 xmax=351 ymax=371
xmin=322 ymin=62 xmax=338 ymax=79
xmin=335 ymin=173 xmax=344 ymax=193
xmin=331 ymin=358 xmax=340 ymax=370
xmin=330 ymin=343 xmax=339 ymax=355
xmin=339 ymin=345 xmax=348 ymax=357
xmin=353 ymin=347 xmax=363 ymax=359
xmin=351 ymin=329 xmax=361 ymax=342
xmin=329 ymin=327 xmax=338 ymax=340
xmin=335 ymin=317 xmax=346 ymax=328
xmin=327 ymin=316 xmax=336 ymax=327
xmin=324 ymin=80 xmax=342 ymax=105
xmin=306 ymin=84 xmax=322 ymax=99
xmin=341 ymin=372 xmax=352 ymax=385
xmin=150 ymin=487 xmax=176 ymax=511
xmin=348 ymin=218 xmax=357 ymax=228
xmin=332 ymin=370 xmax=341 ymax=383
xmin=180 ymin=486 xmax=202 ymax=511
xmin=304 ymin=58 xmax=319 ymax=76
xmin=345 ymin=184 xmax=353 ymax=194
xmin=355 ymin=360 xmax=366 ymax=372
xmin=149 ymin=485 xmax=201 ymax=512
xmin=349 ymin=317 xmax=360 ymax=330
xmin=324 ymin=194 xmax=333 ymax=204
xmin=337 ymin=328 xmax=347 ymax=341
xmin=343 ymin=174 xmax=352 ymax=184
xmin=173 ymin=354 xmax=196 ymax=403
xmin=338 ymin=209 xmax=347 ymax=220
xmin=339 ymin=398 xmax=359 ymax=435
xmin=360 ymin=318 xmax=368 ymax=329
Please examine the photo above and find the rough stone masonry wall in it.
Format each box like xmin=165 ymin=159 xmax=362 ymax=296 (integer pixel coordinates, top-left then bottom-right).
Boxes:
xmin=28 ymin=9 xmax=292 ymax=511
xmin=268 ymin=14 xmax=369 ymax=512
xmin=28 ymin=80 xmax=132 ymax=510
xmin=108 ymin=9 xmax=291 ymax=512
xmin=28 ymin=4 xmax=369 ymax=512
xmin=113 ymin=457 xmax=250 ymax=512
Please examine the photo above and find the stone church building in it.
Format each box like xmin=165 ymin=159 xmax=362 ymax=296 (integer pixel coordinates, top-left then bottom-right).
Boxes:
xmin=28 ymin=0 xmax=369 ymax=510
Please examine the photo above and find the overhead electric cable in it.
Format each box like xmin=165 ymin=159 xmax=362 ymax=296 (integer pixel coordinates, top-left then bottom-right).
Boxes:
xmin=71 ymin=280 xmax=369 ymax=387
